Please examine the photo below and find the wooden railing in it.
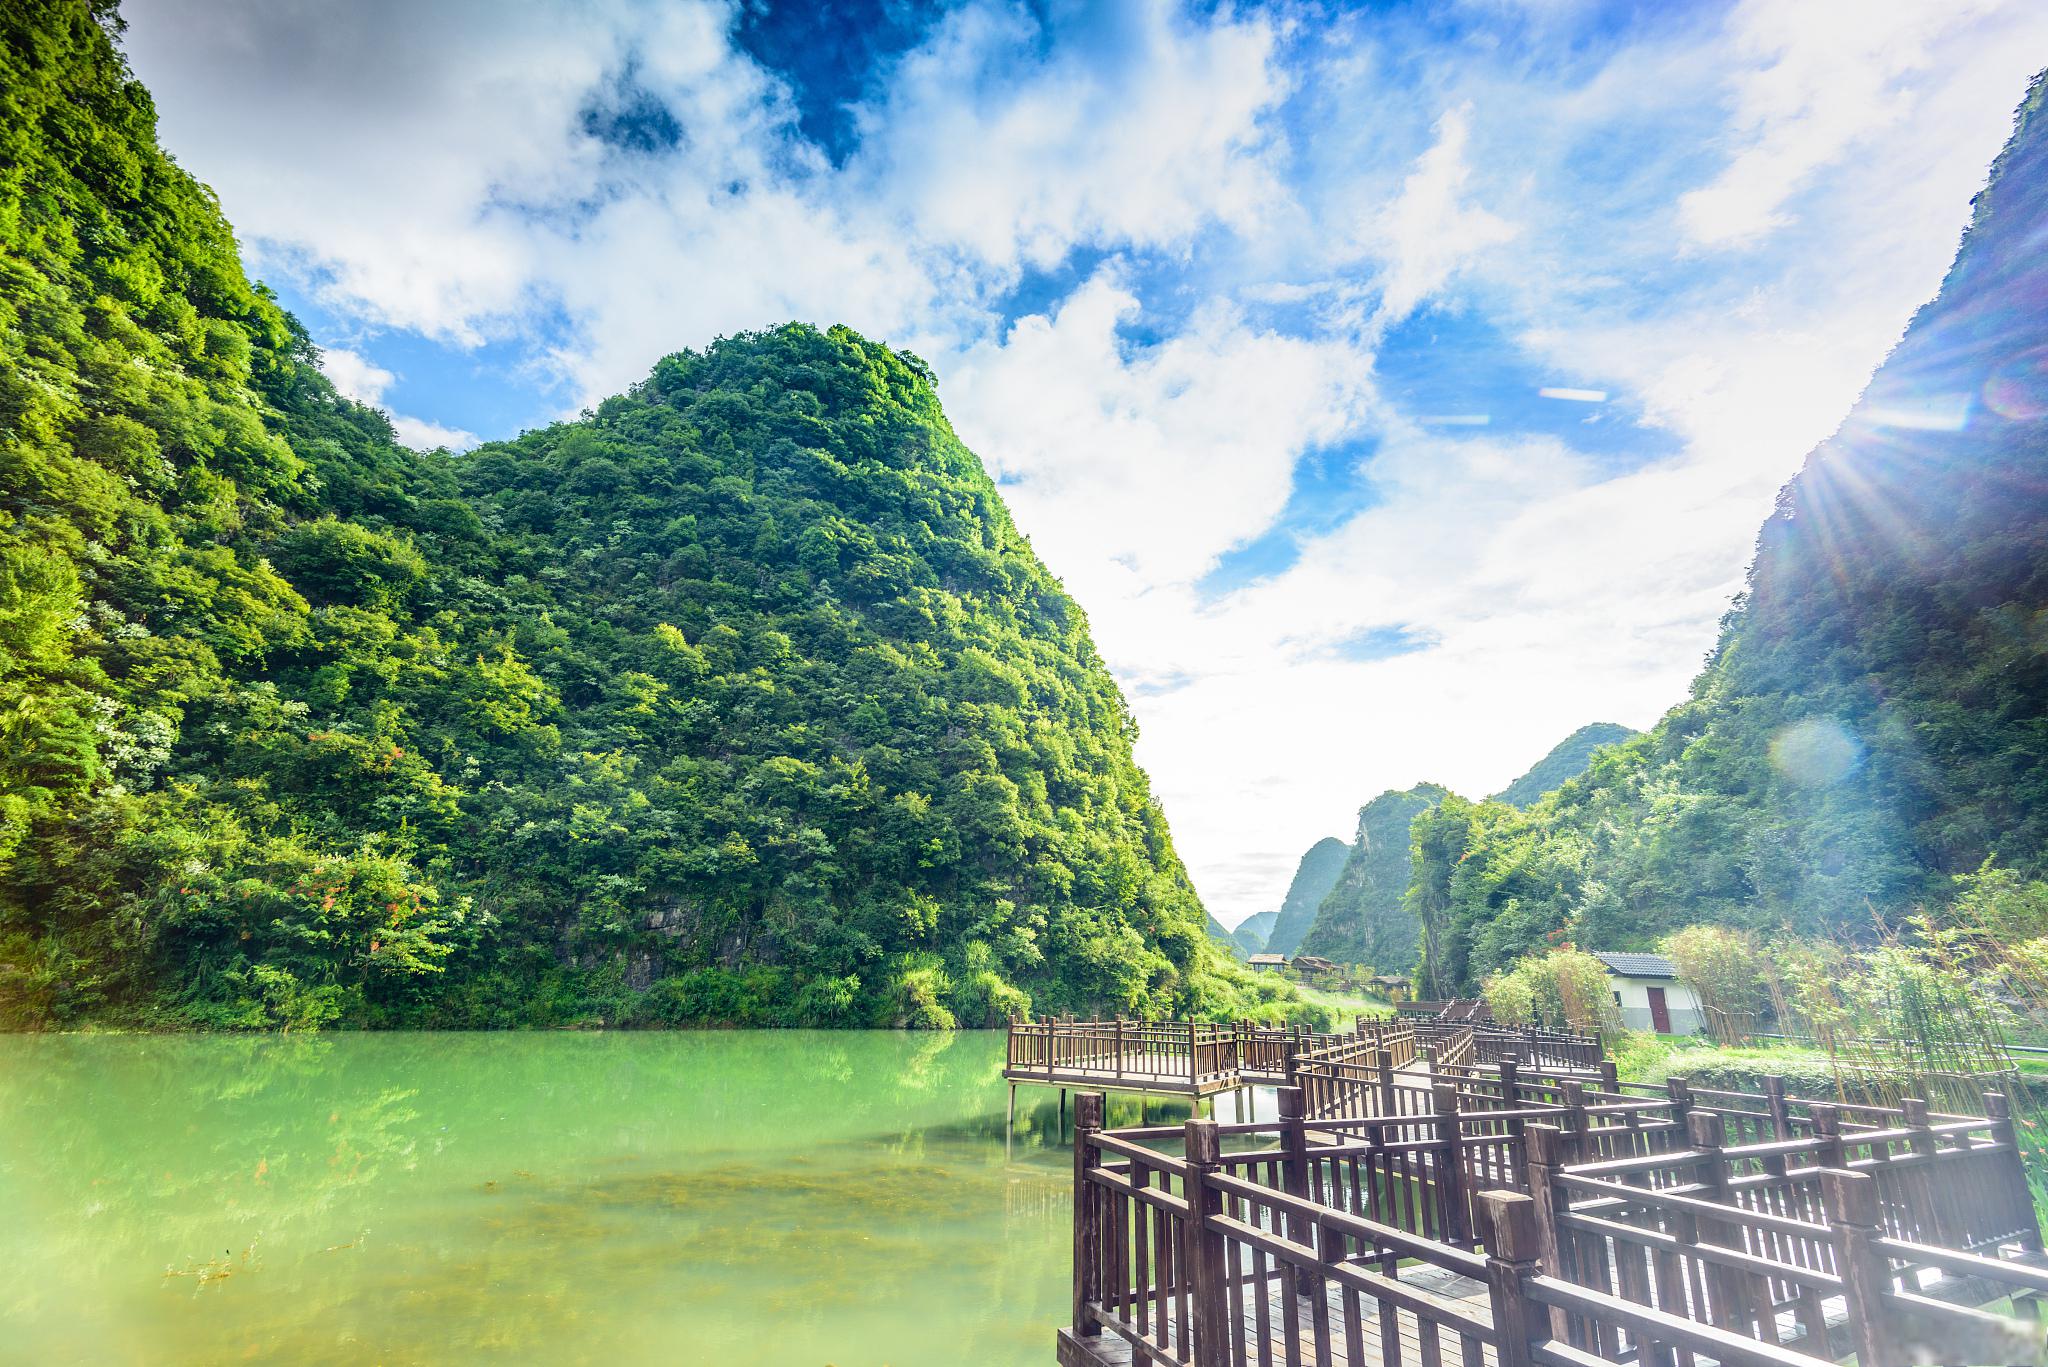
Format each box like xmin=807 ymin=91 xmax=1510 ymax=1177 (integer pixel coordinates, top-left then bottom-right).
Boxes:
xmin=1007 ymin=1017 xmax=1245 ymax=1086
xmin=1529 ymin=1090 xmax=2044 ymax=1364
xmin=1061 ymin=1066 xmax=2048 ymax=1367
xmin=1437 ymin=1025 xmax=1476 ymax=1070
xmin=1008 ymin=1017 xmax=1423 ymax=1093
xmin=1070 ymin=1095 xmax=1505 ymax=1367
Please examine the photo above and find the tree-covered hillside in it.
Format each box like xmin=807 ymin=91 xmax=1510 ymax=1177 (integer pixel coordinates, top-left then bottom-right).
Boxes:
xmin=1231 ymin=911 xmax=1277 ymax=956
xmin=1262 ymin=836 xmax=1351 ymax=957
xmin=1490 ymin=723 xmax=1635 ymax=808
xmin=1409 ymin=71 xmax=2048 ymax=997
xmin=0 ymin=1 xmax=1295 ymax=1030
xmin=1299 ymin=784 xmax=1448 ymax=970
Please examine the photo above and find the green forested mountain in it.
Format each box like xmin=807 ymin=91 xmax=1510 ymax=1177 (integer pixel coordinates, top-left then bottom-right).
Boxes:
xmin=1490 ymin=723 xmax=1635 ymax=808
xmin=1278 ymin=721 xmax=1631 ymax=976
xmin=1262 ymin=836 xmax=1351 ymax=957
xmin=1205 ymin=913 xmax=1244 ymax=958
xmin=1409 ymin=71 xmax=2048 ymax=997
xmin=1231 ymin=911 xmax=1277 ymax=955
xmin=1299 ymin=784 xmax=1448 ymax=970
xmin=0 ymin=2 xmax=1291 ymax=1030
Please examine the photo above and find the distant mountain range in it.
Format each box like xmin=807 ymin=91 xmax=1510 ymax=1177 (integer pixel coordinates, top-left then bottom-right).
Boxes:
xmin=1256 ymin=722 xmax=1632 ymax=973
xmin=1260 ymin=838 xmax=1353 ymax=957
xmin=1299 ymin=785 xmax=1450 ymax=969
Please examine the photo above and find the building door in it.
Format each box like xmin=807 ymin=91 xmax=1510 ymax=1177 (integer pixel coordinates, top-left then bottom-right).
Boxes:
xmin=1647 ymin=986 xmax=1672 ymax=1034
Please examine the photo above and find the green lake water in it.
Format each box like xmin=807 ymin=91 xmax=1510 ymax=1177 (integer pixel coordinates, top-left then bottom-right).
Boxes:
xmin=0 ymin=1031 xmax=1201 ymax=1365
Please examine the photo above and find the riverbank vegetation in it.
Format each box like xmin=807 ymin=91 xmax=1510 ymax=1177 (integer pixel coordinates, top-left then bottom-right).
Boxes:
xmin=1483 ymin=865 xmax=2048 ymax=1115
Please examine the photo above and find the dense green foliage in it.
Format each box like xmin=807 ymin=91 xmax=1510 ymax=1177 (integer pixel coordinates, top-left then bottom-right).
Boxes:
xmin=1299 ymin=785 xmax=1447 ymax=970
xmin=1489 ymin=723 xmax=1635 ymax=808
xmin=1261 ymin=836 xmax=1350 ymax=957
xmin=0 ymin=2 xmax=1291 ymax=1030
xmin=1409 ymin=72 xmax=2048 ymax=995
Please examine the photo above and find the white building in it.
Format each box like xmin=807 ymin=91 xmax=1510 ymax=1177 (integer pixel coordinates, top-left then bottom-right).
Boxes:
xmin=1592 ymin=952 xmax=1704 ymax=1035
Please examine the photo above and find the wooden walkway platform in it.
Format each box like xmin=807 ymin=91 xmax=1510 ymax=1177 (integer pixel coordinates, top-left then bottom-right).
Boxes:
xmin=1058 ymin=1264 xmax=1497 ymax=1367
xmin=1052 ymin=1257 xmax=2017 ymax=1367
xmin=1007 ymin=1049 xmax=1246 ymax=1099
xmin=1047 ymin=1034 xmax=2048 ymax=1367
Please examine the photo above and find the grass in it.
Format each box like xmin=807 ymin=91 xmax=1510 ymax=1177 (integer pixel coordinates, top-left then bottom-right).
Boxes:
xmin=1285 ymin=982 xmax=1396 ymax=1030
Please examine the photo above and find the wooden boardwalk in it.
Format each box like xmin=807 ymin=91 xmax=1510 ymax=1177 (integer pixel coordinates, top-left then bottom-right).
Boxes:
xmin=1059 ymin=1264 xmax=1497 ymax=1367
xmin=1004 ymin=1017 xmax=1551 ymax=1102
xmin=1053 ymin=1257 xmax=2024 ymax=1367
xmin=1008 ymin=1048 xmax=1246 ymax=1098
xmin=1047 ymin=1031 xmax=2048 ymax=1367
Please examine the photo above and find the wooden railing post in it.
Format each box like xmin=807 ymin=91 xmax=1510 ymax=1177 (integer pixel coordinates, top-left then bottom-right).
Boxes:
xmin=1597 ymin=1058 xmax=1619 ymax=1094
xmin=1688 ymin=1109 xmax=1755 ymax=1335
xmin=1663 ymin=1075 xmax=1691 ymax=1152
xmin=1278 ymin=1084 xmax=1322 ymax=1296
xmin=1561 ymin=1078 xmax=1591 ymax=1163
xmin=1434 ymin=1080 xmax=1471 ymax=1246
xmin=1498 ymin=1052 xmax=1526 ymax=1154
xmin=1187 ymin=1019 xmax=1198 ymax=1086
xmin=1184 ymin=1116 xmax=1229 ymax=1367
xmin=1809 ymin=1101 xmax=1845 ymax=1171
xmin=1073 ymin=1092 xmax=1106 ymax=1338
xmin=1113 ymin=1017 xmax=1125 ymax=1079
xmin=1821 ymin=1167 xmax=1894 ymax=1367
xmin=1375 ymin=1047 xmax=1396 ymax=1118
xmin=1477 ymin=1191 xmax=1542 ymax=1367
xmin=1901 ymin=1096 xmax=1954 ymax=1247
xmin=1762 ymin=1074 xmax=1790 ymax=1139
xmin=1523 ymin=1122 xmax=1572 ymax=1342
xmin=1279 ymin=1083 xmax=1312 ymax=1201
xmin=1986 ymin=1090 xmax=2044 ymax=1251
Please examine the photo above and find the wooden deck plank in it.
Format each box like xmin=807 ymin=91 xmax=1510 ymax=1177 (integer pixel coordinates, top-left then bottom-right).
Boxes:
xmin=1062 ymin=1264 xmax=1496 ymax=1367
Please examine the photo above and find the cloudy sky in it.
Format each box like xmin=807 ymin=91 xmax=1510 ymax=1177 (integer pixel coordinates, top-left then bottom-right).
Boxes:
xmin=121 ymin=0 xmax=2048 ymax=925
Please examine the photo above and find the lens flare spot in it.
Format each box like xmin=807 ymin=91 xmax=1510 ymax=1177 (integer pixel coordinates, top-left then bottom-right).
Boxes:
xmin=1982 ymin=347 xmax=2048 ymax=421
xmin=1769 ymin=717 xmax=1863 ymax=787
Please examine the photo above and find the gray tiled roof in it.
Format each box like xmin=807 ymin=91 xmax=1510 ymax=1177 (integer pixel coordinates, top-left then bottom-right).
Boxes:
xmin=1592 ymin=951 xmax=1677 ymax=979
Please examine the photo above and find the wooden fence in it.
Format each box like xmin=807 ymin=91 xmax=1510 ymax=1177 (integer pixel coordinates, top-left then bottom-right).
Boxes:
xmin=1007 ymin=1018 xmax=1248 ymax=1089
xmin=1531 ymin=1091 xmax=2045 ymax=1364
xmin=1005 ymin=1016 xmax=1501 ymax=1097
xmin=1059 ymin=1061 xmax=2048 ymax=1367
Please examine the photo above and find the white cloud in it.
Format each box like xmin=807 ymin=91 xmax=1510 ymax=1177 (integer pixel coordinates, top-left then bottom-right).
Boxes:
xmin=856 ymin=1 xmax=1287 ymax=273
xmin=318 ymin=347 xmax=396 ymax=406
xmin=318 ymin=347 xmax=479 ymax=451
xmin=944 ymin=268 xmax=1373 ymax=593
xmin=1678 ymin=0 xmax=2006 ymax=248
xmin=389 ymin=415 xmax=482 ymax=452
xmin=1366 ymin=104 xmax=1519 ymax=325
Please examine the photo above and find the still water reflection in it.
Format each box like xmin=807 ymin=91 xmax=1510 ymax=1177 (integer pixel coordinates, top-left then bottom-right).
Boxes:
xmin=0 ymin=1031 xmax=1209 ymax=1365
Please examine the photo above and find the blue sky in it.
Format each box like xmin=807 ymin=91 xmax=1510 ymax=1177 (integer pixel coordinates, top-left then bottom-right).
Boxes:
xmin=121 ymin=0 xmax=2048 ymax=923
